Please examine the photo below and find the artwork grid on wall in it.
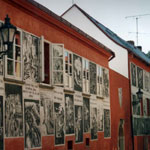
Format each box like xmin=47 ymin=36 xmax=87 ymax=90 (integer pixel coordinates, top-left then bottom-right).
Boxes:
xmin=5 ymin=84 xmax=23 ymax=137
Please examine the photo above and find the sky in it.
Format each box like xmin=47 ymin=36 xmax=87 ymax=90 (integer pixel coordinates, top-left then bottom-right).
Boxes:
xmin=36 ymin=0 xmax=150 ymax=53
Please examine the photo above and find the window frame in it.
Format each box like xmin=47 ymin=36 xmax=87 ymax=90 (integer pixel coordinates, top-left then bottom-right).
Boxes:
xmin=82 ymin=58 xmax=90 ymax=94
xmin=64 ymin=49 xmax=73 ymax=90
xmin=52 ymin=43 xmax=64 ymax=86
xmin=5 ymin=28 xmax=22 ymax=81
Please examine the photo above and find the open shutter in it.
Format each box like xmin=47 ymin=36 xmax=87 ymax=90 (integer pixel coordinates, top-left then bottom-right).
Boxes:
xmin=52 ymin=44 xmax=64 ymax=86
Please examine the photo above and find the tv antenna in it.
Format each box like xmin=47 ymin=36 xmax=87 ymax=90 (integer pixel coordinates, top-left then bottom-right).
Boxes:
xmin=125 ymin=13 xmax=150 ymax=46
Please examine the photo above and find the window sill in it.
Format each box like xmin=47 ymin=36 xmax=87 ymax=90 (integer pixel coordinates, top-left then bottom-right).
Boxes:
xmin=39 ymin=83 xmax=54 ymax=89
xmin=64 ymin=88 xmax=75 ymax=94
xmin=82 ymin=93 xmax=91 ymax=97
xmin=96 ymin=95 xmax=104 ymax=99
xmin=4 ymin=77 xmax=25 ymax=84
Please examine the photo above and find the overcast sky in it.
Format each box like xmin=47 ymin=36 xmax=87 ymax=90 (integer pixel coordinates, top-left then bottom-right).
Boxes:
xmin=36 ymin=0 xmax=150 ymax=53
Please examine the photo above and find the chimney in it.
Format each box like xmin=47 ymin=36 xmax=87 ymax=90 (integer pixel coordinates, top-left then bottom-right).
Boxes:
xmin=127 ymin=40 xmax=135 ymax=46
xmin=136 ymin=46 xmax=142 ymax=51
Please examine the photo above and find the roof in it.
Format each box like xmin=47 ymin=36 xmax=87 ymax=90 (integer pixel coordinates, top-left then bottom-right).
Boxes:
xmin=25 ymin=0 xmax=115 ymax=60
xmin=63 ymin=4 xmax=150 ymax=65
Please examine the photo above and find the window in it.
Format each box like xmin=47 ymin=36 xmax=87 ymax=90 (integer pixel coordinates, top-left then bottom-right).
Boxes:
xmin=0 ymin=22 xmax=3 ymax=75
xmin=131 ymin=63 xmax=136 ymax=87
xmin=144 ymin=71 xmax=150 ymax=92
xmin=97 ymin=65 xmax=103 ymax=97
xmin=64 ymin=50 xmax=73 ymax=89
xmin=83 ymin=59 xmax=89 ymax=93
xmin=68 ymin=141 xmax=73 ymax=150
xmin=5 ymin=29 xmax=22 ymax=80
xmin=52 ymin=44 xmax=64 ymax=85
xmin=143 ymin=98 xmax=148 ymax=116
xmin=102 ymin=68 xmax=109 ymax=97
xmin=137 ymin=66 xmax=143 ymax=89
xmin=43 ymin=41 xmax=51 ymax=84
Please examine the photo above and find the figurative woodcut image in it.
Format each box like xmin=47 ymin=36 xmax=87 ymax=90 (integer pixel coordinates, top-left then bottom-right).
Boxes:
xmin=40 ymin=93 xmax=54 ymax=135
xmin=137 ymin=67 xmax=143 ymax=89
xmin=104 ymin=109 xmax=110 ymax=137
xmin=97 ymin=102 xmax=104 ymax=131
xmin=91 ymin=107 xmax=98 ymax=140
xmin=0 ymin=97 xmax=3 ymax=150
xmin=23 ymin=32 xmax=39 ymax=82
xmin=75 ymin=105 xmax=83 ymax=143
xmin=65 ymin=94 xmax=74 ymax=134
xmin=131 ymin=63 xmax=136 ymax=86
xmin=102 ymin=68 xmax=109 ymax=97
xmin=5 ymin=84 xmax=23 ymax=137
xmin=83 ymin=97 xmax=90 ymax=133
xmin=54 ymin=102 xmax=65 ymax=145
xmin=89 ymin=62 xmax=96 ymax=94
xmin=132 ymin=94 xmax=140 ymax=115
xmin=73 ymin=54 xmax=82 ymax=92
xmin=53 ymin=45 xmax=64 ymax=85
xmin=24 ymin=99 xmax=41 ymax=148
xmin=144 ymin=71 xmax=149 ymax=92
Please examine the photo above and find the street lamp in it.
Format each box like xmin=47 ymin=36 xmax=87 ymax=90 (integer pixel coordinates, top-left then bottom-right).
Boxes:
xmin=0 ymin=14 xmax=16 ymax=59
xmin=132 ymin=88 xmax=143 ymax=105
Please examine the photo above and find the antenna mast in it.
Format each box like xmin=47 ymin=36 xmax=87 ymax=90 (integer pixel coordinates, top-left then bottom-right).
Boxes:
xmin=125 ymin=13 xmax=150 ymax=46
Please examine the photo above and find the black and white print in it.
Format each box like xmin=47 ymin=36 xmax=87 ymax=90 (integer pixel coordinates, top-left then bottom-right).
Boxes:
xmin=0 ymin=97 xmax=3 ymax=150
xmin=40 ymin=92 xmax=54 ymax=135
xmin=131 ymin=63 xmax=136 ymax=86
xmin=132 ymin=94 xmax=141 ymax=115
xmin=23 ymin=32 xmax=39 ymax=82
xmin=137 ymin=67 xmax=143 ymax=89
xmin=53 ymin=45 xmax=64 ymax=85
xmin=104 ymin=109 xmax=110 ymax=137
xmin=144 ymin=71 xmax=149 ymax=92
xmin=73 ymin=54 xmax=82 ymax=92
xmin=24 ymin=99 xmax=41 ymax=148
xmin=83 ymin=97 xmax=90 ymax=133
xmin=89 ymin=62 xmax=96 ymax=94
xmin=102 ymin=68 xmax=109 ymax=97
xmin=75 ymin=105 xmax=83 ymax=143
xmin=54 ymin=102 xmax=65 ymax=145
xmin=65 ymin=94 xmax=74 ymax=134
xmin=5 ymin=84 xmax=23 ymax=137
xmin=91 ymin=107 xmax=97 ymax=140
xmin=97 ymin=101 xmax=103 ymax=131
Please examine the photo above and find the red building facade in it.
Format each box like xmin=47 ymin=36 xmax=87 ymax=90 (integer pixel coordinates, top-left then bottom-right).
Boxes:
xmin=0 ymin=0 xmax=115 ymax=150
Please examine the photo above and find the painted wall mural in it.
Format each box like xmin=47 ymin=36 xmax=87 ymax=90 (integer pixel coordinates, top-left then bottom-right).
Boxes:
xmin=102 ymin=68 xmax=109 ymax=97
xmin=54 ymin=102 xmax=65 ymax=145
xmin=89 ymin=62 xmax=96 ymax=94
xmin=73 ymin=54 xmax=82 ymax=92
xmin=90 ymin=95 xmax=97 ymax=140
xmin=132 ymin=94 xmax=141 ymax=115
xmin=74 ymin=92 xmax=83 ymax=143
xmin=24 ymin=99 xmax=41 ymax=148
xmin=75 ymin=105 xmax=83 ymax=143
xmin=40 ymin=90 xmax=54 ymax=135
xmin=23 ymin=32 xmax=40 ymax=82
xmin=137 ymin=67 xmax=143 ymax=89
xmin=5 ymin=84 xmax=23 ymax=137
xmin=104 ymin=109 xmax=110 ymax=137
xmin=0 ymin=96 xmax=3 ymax=150
xmin=54 ymin=87 xmax=64 ymax=145
xmin=65 ymin=94 xmax=74 ymax=134
xmin=133 ymin=117 xmax=150 ymax=135
xmin=97 ymin=100 xmax=104 ymax=132
xmin=131 ymin=63 xmax=136 ymax=86
xmin=83 ymin=97 xmax=90 ymax=133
